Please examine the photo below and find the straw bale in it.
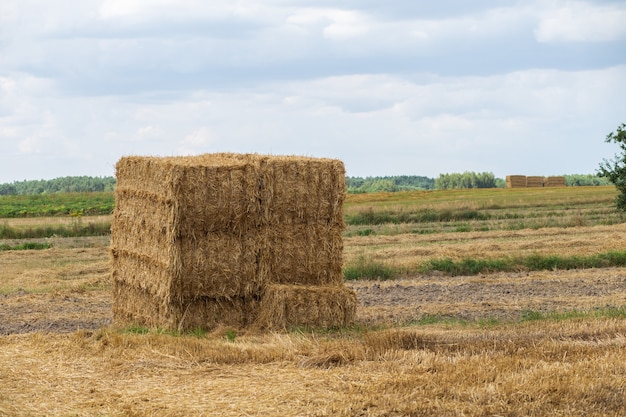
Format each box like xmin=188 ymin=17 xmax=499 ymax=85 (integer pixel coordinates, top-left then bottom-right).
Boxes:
xmin=173 ymin=157 xmax=261 ymax=236
xmin=111 ymin=250 xmax=171 ymax=300
xmin=259 ymin=224 xmax=344 ymax=286
xmin=114 ymin=156 xmax=178 ymax=199
xmin=115 ymin=154 xmax=262 ymax=236
xmin=110 ymin=189 xmax=173 ymax=264
xmin=111 ymin=232 xmax=264 ymax=301
xmin=112 ymin=281 xmax=258 ymax=331
xmin=113 ymin=152 xmax=345 ymax=233
xmin=178 ymin=233 xmax=264 ymax=299
xmin=111 ymin=153 xmax=351 ymax=331
xmin=526 ymin=176 xmax=544 ymax=187
xmin=506 ymin=175 xmax=527 ymax=188
xmin=544 ymin=176 xmax=566 ymax=187
xmin=255 ymin=284 xmax=357 ymax=330
xmin=257 ymin=155 xmax=346 ymax=227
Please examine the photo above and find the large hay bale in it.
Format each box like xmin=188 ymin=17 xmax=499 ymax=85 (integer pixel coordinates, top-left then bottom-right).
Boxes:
xmin=526 ymin=176 xmax=544 ymax=187
xmin=544 ymin=176 xmax=566 ymax=187
xmin=506 ymin=175 xmax=527 ymax=188
xmin=111 ymin=153 xmax=353 ymax=331
xmin=255 ymin=284 xmax=357 ymax=330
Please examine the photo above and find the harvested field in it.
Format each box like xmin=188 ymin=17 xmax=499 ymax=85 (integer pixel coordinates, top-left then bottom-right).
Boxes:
xmin=1 ymin=260 xmax=625 ymax=335
xmin=344 ymin=223 xmax=626 ymax=272
xmin=0 ymin=308 xmax=624 ymax=416
xmin=1 ymin=185 xmax=625 ymax=416
xmin=1 ymin=236 xmax=624 ymax=416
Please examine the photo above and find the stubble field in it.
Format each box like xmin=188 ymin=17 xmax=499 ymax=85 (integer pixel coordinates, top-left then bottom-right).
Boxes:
xmin=0 ymin=186 xmax=625 ymax=416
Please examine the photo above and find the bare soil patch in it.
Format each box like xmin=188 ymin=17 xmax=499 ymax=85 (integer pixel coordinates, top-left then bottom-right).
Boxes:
xmin=0 ymin=290 xmax=111 ymax=335
xmin=1 ymin=267 xmax=625 ymax=334
xmin=348 ymin=268 xmax=626 ymax=324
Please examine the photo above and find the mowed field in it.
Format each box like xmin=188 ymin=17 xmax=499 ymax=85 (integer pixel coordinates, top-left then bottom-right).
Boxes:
xmin=1 ymin=186 xmax=625 ymax=416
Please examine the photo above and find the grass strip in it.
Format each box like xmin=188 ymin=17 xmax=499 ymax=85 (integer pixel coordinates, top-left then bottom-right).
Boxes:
xmin=345 ymin=209 xmax=490 ymax=225
xmin=408 ymin=307 xmax=626 ymax=327
xmin=520 ymin=306 xmax=626 ymax=322
xmin=420 ymin=251 xmax=626 ymax=276
xmin=0 ymin=242 xmax=53 ymax=251
xmin=0 ymin=221 xmax=111 ymax=239
xmin=343 ymin=255 xmax=396 ymax=280
xmin=343 ymin=251 xmax=626 ymax=280
xmin=118 ymin=325 xmax=210 ymax=338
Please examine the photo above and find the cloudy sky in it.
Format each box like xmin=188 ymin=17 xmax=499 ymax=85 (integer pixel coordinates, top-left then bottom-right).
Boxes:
xmin=1 ymin=0 xmax=625 ymax=182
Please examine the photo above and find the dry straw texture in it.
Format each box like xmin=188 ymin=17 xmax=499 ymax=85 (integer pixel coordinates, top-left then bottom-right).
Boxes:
xmin=111 ymin=153 xmax=353 ymax=331
xmin=505 ymin=175 xmax=527 ymax=188
xmin=256 ymin=284 xmax=357 ymax=330
xmin=112 ymin=281 xmax=256 ymax=331
xmin=545 ymin=176 xmax=566 ymax=187
xmin=526 ymin=176 xmax=545 ymax=187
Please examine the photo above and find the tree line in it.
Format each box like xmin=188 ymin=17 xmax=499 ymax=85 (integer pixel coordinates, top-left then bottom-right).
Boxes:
xmin=348 ymin=173 xmax=609 ymax=193
xmin=346 ymin=176 xmax=435 ymax=193
xmin=0 ymin=176 xmax=116 ymax=195
xmin=0 ymin=173 xmax=612 ymax=196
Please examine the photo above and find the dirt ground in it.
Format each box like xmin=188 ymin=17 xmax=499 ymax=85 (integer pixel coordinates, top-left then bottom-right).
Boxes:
xmin=2 ymin=267 xmax=625 ymax=335
xmin=0 ymin=290 xmax=111 ymax=335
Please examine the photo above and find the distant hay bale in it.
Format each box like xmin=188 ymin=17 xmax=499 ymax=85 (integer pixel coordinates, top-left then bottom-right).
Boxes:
xmin=255 ymin=284 xmax=357 ymax=330
xmin=506 ymin=175 xmax=566 ymax=189
xmin=544 ymin=176 xmax=566 ymax=187
xmin=526 ymin=176 xmax=544 ymax=188
xmin=506 ymin=175 xmax=527 ymax=188
xmin=111 ymin=153 xmax=355 ymax=331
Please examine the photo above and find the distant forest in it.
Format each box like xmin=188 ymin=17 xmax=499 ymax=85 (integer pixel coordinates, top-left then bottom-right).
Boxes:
xmin=0 ymin=173 xmax=611 ymax=196
xmin=0 ymin=176 xmax=116 ymax=195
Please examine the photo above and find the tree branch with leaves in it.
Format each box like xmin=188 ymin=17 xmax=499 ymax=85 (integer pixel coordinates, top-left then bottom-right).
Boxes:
xmin=598 ymin=123 xmax=626 ymax=210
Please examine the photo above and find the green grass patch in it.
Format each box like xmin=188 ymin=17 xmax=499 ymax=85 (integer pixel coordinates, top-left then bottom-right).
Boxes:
xmin=420 ymin=251 xmax=626 ymax=276
xmin=521 ymin=307 xmax=626 ymax=322
xmin=420 ymin=258 xmax=511 ymax=275
xmin=524 ymin=252 xmax=626 ymax=270
xmin=0 ymin=241 xmax=53 ymax=251
xmin=411 ymin=314 xmax=469 ymax=326
xmin=343 ymin=255 xmax=396 ymax=280
xmin=345 ymin=208 xmax=491 ymax=226
xmin=407 ymin=314 xmax=504 ymax=327
xmin=119 ymin=325 xmax=210 ymax=338
xmin=120 ymin=324 xmax=151 ymax=335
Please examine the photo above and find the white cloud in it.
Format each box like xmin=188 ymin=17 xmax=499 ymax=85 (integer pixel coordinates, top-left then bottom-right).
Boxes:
xmin=0 ymin=1 xmax=624 ymax=183
xmin=132 ymin=125 xmax=163 ymax=141
xmin=98 ymin=0 xmax=276 ymax=25
xmin=176 ymin=126 xmax=217 ymax=155
xmin=535 ymin=1 xmax=626 ymax=42
xmin=407 ymin=6 xmax=531 ymax=42
xmin=17 ymin=136 xmax=41 ymax=154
